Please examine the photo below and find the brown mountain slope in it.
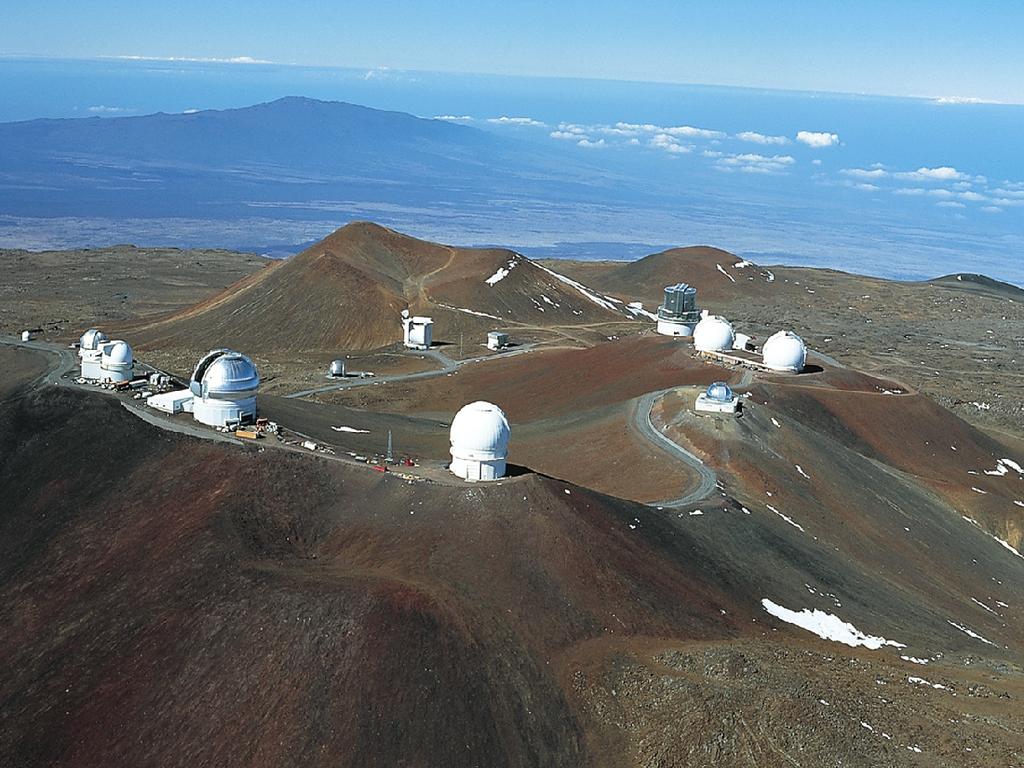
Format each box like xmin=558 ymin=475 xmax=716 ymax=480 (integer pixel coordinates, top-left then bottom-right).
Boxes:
xmin=566 ymin=246 xmax=782 ymax=305
xmin=128 ymin=222 xmax=630 ymax=358
xmin=3 ymin=380 xmax=1024 ymax=766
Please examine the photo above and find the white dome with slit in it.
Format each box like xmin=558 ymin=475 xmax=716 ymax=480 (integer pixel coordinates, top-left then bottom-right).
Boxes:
xmin=762 ymin=330 xmax=807 ymax=372
xmin=693 ymin=315 xmax=735 ymax=352
xmin=79 ymin=328 xmax=109 ymax=352
xmin=190 ymin=349 xmax=260 ymax=426
xmin=450 ymin=401 xmax=510 ymax=482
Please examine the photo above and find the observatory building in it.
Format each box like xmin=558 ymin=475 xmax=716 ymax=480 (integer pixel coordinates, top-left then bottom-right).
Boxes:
xmin=695 ymin=382 xmax=740 ymax=414
xmin=449 ymin=401 xmax=510 ymax=482
xmin=99 ymin=340 xmax=134 ymax=383
xmin=487 ymin=331 xmax=509 ymax=351
xmin=656 ymin=283 xmax=701 ymax=336
xmin=402 ymin=310 xmax=433 ymax=350
xmin=78 ymin=328 xmax=109 ymax=379
xmin=189 ymin=349 xmax=260 ymax=427
xmin=762 ymin=330 xmax=807 ymax=373
xmin=693 ymin=315 xmax=736 ymax=352
xmin=328 ymin=359 xmax=346 ymax=378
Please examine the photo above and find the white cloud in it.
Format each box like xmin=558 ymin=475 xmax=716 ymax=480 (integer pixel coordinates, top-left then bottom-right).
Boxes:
xmin=576 ymin=138 xmax=606 ymax=148
xmin=811 ymin=158 xmax=822 ymax=165
xmin=735 ymin=131 xmax=789 ymax=145
xmin=894 ymin=166 xmax=968 ymax=182
xmin=549 ymin=130 xmax=581 ymax=140
xmin=487 ymin=116 xmax=547 ymax=127
xmin=796 ymin=130 xmax=840 ymax=148
xmin=981 ymin=206 xmax=1003 ymax=213
xmin=87 ymin=105 xmax=132 ymax=114
xmin=663 ymin=125 xmax=725 ymax=139
xmin=182 ymin=108 xmax=200 ymax=114
xmin=932 ymin=95 xmax=1003 ymax=105
xmin=434 ymin=114 xmax=473 ymax=122
xmin=108 ymin=54 xmax=274 ymax=64
xmin=936 ymin=200 xmax=966 ymax=208
xmin=854 ymin=183 xmax=880 ymax=191
xmin=715 ymin=152 xmax=795 ymax=174
xmin=649 ymin=133 xmax=692 ymax=154
xmin=893 ymin=187 xmax=927 ymax=196
xmin=959 ymin=191 xmax=987 ymax=202
xmin=841 ymin=167 xmax=888 ymax=179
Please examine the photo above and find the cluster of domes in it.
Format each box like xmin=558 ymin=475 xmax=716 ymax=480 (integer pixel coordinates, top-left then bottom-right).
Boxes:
xmin=78 ymin=328 xmax=133 ymax=382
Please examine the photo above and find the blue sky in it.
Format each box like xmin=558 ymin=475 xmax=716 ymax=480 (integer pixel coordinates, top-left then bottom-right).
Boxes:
xmin=2 ymin=0 xmax=1023 ymax=103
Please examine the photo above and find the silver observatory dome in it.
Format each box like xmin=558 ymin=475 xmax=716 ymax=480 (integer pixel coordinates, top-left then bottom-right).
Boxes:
xmin=190 ymin=349 xmax=260 ymax=398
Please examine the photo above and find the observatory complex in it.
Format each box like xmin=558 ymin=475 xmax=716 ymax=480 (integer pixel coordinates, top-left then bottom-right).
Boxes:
xmin=449 ymin=401 xmax=510 ymax=482
xmin=401 ymin=310 xmax=433 ymax=350
xmin=656 ymin=283 xmax=701 ymax=336
xmin=189 ymin=349 xmax=260 ymax=427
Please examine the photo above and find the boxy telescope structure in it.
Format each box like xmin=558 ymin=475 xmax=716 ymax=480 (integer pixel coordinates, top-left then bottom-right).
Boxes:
xmin=656 ymin=283 xmax=701 ymax=337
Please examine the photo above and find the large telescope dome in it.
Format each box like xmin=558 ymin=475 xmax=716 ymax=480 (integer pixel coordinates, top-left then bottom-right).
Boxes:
xmin=762 ymin=331 xmax=807 ymax=372
xmin=99 ymin=340 xmax=133 ymax=382
xmin=693 ymin=315 xmax=736 ymax=352
xmin=190 ymin=349 xmax=260 ymax=398
xmin=190 ymin=349 xmax=260 ymax=427
xmin=450 ymin=401 xmax=510 ymax=481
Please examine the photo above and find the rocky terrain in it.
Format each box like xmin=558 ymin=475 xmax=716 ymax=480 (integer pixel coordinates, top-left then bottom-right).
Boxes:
xmin=1 ymin=223 xmax=1022 ymax=767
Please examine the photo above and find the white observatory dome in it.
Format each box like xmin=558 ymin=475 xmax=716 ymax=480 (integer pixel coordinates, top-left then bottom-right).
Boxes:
xmin=79 ymin=328 xmax=109 ymax=352
xmin=706 ymin=381 xmax=734 ymax=402
xmin=693 ymin=315 xmax=736 ymax=352
xmin=99 ymin=340 xmax=133 ymax=382
xmin=449 ymin=401 xmax=510 ymax=482
xmin=190 ymin=349 xmax=260 ymax=426
xmin=762 ymin=330 xmax=807 ymax=372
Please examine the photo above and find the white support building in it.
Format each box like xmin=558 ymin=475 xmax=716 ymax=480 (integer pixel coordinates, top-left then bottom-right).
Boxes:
xmin=21 ymin=330 xmax=32 ymax=342
xmin=146 ymin=389 xmax=194 ymax=414
xmin=487 ymin=331 xmax=509 ymax=351
xmin=189 ymin=349 xmax=260 ymax=427
xmin=78 ymin=328 xmax=109 ymax=380
xmin=449 ymin=401 xmax=510 ymax=482
xmin=402 ymin=311 xmax=433 ymax=350
xmin=99 ymin=340 xmax=134 ymax=383
xmin=695 ymin=382 xmax=740 ymax=414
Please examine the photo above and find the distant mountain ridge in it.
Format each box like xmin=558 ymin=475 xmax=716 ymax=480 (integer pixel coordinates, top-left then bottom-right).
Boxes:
xmin=0 ymin=96 xmax=609 ymax=222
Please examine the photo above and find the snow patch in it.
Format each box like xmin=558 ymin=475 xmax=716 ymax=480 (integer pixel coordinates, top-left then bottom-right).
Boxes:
xmin=434 ymin=303 xmax=502 ymax=321
xmin=331 ymin=426 xmax=370 ymax=433
xmin=485 ymin=257 xmax=518 ymax=286
xmin=946 ymin=620 xmax=997 ymax=647
xmin=983 ymin=458 xmax=1023 ymax=476
xmin=716 ymin=264 xmax=737 ymax=283
xmin=531 ymin=262 xmax=621 ymax=312
xmin=761 ymin=599 xmax=905 ymax=649
xmin=767 ymin=504 xmax=805 ymax=532
xmin=733 ymin=259 xmax=754 ymax=269
xmin=795 ymin=465 xmax=811 ymax=479
xmin=771 ymin=417 xmax=781 ymax=428
xmin=901 ymin=655 xmax=930 ymax=665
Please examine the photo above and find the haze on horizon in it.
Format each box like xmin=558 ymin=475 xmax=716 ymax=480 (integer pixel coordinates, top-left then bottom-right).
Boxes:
xmin=3 ymin=0 xmax=1024 ymax=104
